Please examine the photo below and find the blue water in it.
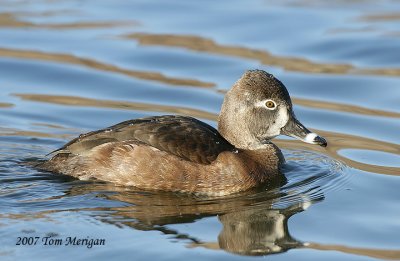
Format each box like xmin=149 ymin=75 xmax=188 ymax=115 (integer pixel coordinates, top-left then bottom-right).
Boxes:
xmin=1 ymin=1 xmax=400 ymax=260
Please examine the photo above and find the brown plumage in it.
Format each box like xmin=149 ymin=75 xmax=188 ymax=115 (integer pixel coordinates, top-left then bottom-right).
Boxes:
xmin=38 ymin=70 xmax=327 ymax=196
xmin=49 ymin=115 xmax=235 ymax=164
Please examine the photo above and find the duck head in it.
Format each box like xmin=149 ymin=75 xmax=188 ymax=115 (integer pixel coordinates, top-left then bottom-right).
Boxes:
xmin=218 ymin=70 xmax=327 ymax=150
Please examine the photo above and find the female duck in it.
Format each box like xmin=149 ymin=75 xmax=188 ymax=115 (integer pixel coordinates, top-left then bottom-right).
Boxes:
xmin=40 ymin=70 xmax=327 ymax=196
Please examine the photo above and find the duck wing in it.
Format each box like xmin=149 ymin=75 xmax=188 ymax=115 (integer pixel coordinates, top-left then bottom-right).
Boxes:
xmin=51 ymin=115 xmax=236 ymax=164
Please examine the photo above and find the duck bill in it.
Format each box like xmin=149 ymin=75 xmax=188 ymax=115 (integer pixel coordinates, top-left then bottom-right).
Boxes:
xmin=281 ymin=116 xmax=327 ymax=147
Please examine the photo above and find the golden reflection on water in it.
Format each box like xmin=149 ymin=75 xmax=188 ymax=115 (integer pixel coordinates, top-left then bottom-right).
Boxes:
xmin=307 ymin=243 xmax=400 ymax=260
xmin=0 ymin=126 xmax=69 ymax=139
xmin=327 ymin=26 xmax=378 ymax=35
xmin=2 ymin=10 xmax=400 ymax=77
xmin=127 ymin=33 xmax=400 ymax=77
xmin=0 ymin=12 xmax=136 ymax=29
xmin=330 ymin=12 xmax=400 ymax=37
xmin=293 ymin=97 xmax=400 ymax=119
xmin=11 ymin=92 xmax=400 ymax=176
xmin=13 ymin=93 xmax=216 ymax=120
xmin=0 ymin=102 xmax=14 ymax=108
xmin=359 ymin=12 xmax=400 ymax=22
xmin=0 ymin=48 xmax=214 ymax=88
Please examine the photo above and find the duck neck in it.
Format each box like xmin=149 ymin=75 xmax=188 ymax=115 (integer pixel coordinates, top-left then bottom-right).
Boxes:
xmin=218 ymin=111 xmax=267 ymax=150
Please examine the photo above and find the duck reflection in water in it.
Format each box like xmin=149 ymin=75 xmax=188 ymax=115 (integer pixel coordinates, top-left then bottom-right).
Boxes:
xmin=214 ymin=204 xmax=310 ymax=255
xmin=65 ymin=181 xmax=322 ymax=256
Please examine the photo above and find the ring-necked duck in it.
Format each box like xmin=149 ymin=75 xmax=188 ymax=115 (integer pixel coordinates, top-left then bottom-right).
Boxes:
xmin=39 ymin=70 xmax=327 ymax=196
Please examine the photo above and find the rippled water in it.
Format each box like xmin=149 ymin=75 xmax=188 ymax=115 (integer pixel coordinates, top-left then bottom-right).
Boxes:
xmin=1 ymin=0 xmax=400 ymax=260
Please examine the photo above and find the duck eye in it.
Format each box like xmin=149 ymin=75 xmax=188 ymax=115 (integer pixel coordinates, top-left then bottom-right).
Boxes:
xmin=265 ymin=100 xmax=276 ymax=109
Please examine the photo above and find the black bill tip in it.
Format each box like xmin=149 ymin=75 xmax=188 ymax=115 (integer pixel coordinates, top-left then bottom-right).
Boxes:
xmin=304 ymin=133 xmax=328 ymax=147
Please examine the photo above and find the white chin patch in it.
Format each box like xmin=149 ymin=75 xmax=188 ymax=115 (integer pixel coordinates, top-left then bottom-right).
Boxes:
xmin=304 ymin=133 xmax=318 ymax=144
xmin=269 ymin=107 xmax=289 ymax=136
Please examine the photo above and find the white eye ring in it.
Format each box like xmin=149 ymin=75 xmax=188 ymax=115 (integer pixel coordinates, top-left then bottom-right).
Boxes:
xmin=264 ymin=99 xmax=277 ymax=110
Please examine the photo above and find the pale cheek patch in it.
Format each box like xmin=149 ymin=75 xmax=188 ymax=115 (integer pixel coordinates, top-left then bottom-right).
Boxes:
xmin=304 ymin=133 xmax=319 ymax=144
xmin=268 ymin=107 xmax=289 ymax=136
xmin=277 ymin=108 xmax=289 ymax=127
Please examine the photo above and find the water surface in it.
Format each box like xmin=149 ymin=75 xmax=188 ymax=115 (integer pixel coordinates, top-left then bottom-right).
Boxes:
xmin=1 ymin=0 xmax=400 ymax=260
